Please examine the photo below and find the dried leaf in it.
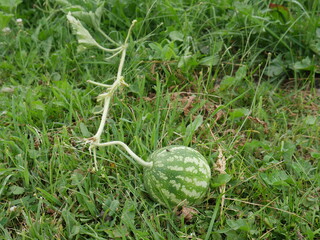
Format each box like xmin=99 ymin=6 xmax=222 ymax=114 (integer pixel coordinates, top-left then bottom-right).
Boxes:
xmin=209 ymin=127 xmax=228 ymax=215
xmin=248 ymin=116 xmax=269 ymax=133
xmin=183 ymin=95 xmax=196 ymax=115
xmin=67 ymin=12 xmax=99 ymax=51
xmin=176 ymin=206 xmax=199 ymax=222
xmin=1 ymin=87 xmax=14 ymax=93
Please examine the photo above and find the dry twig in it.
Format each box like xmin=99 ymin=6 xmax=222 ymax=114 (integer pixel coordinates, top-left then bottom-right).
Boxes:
xmin=208 ymin=124 xmax=227 ymax=216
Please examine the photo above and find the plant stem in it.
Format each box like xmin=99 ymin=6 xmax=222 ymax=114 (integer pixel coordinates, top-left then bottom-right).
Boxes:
xmin=97 ymin=27 xmax=119 ymax=46
xmin=92 ymin=20 xmax=136 ymax=143
xmin=96 ymin=44 xmax=123 ymax=53
xmin=93 ymin=96 xmax=110 ymax=143
xmin=87 ymin=80 xmax=112 ymax=88
xmin=85 ymin=20 xmax=145 ymax=170
xmin=95 ymin=141 xmax=153 ymax=168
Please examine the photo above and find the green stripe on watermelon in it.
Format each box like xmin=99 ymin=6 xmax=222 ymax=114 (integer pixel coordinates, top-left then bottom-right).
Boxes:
xmin=143 ymin=145 xmax=211 ymax=208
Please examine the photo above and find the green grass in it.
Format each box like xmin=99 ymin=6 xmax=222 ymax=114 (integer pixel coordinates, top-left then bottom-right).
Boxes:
xmin=1 ymin=0 xmax=320 ymax=239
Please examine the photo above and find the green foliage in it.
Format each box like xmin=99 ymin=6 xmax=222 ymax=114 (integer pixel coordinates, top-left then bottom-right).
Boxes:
xmin=1 ymin=0 xmax=320 ymax=239
xmin=0 ymin=0 xmax=22 ymax=30
xmin=0 ymin=0 xmax=22 ymax=13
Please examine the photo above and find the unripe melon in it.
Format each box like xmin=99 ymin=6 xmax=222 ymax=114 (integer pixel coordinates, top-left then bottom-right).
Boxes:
xmin=143 ymin=145 xmax=211 ymax=208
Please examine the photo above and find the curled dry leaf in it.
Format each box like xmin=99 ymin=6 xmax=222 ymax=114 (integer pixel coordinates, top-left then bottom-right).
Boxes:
xmin=170 ymin=92 xmax=197 ymax=116
xmin=143 ymin=92 xmax=156 ymax=102
xmin=46 ymin=208 xmax=57 ymax=215
xmin=209 ymin=127 xmax=227 ymax=215
xmin=170 ymin=92 xmax=223 ymax=118
xmin=1 ymin=87 xmax=14 ymax=93
xmin=183 ymin=95 xmax=196 ymax=115
xmin=247 ymin=116 xmax=269 ymax=134
xmin=175 ymin=206 xmax=199 ymax=222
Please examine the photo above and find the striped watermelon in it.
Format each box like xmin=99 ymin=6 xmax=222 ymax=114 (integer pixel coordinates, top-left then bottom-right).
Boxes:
xmin=143 ymin=145 xmax=211 ymax=208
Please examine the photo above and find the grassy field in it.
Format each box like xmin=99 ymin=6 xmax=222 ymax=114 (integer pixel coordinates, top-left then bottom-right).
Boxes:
xmin=0 ymin=0 xmax=319 ymax=239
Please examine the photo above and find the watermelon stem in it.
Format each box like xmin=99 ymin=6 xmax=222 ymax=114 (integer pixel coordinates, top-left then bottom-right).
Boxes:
xmin=95 ymin=141 xmax=153 ymax=168
xmin=68 ymin=17 xmax=137 ymax=169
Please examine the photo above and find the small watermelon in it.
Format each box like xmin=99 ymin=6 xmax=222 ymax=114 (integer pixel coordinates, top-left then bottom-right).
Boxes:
xmin=143 ymin=145 xmax=211 ymax=208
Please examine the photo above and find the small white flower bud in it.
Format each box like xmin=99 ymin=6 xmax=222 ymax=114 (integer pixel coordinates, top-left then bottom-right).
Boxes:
xmin=9 ymin=206 xmax=17 ymax=212
xmin=16 ymin=18 xmax=23 ymax=27
xmin=2 ymin=27 xmax=11 ymax=33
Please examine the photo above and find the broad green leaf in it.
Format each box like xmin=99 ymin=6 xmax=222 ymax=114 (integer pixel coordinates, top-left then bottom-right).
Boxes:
xmin=185 ymin=115 xmax=203 ymax=136
xmin=169 ymin=31 xmax=184 ymax=41
xmin=310 ymin=40 xmax=320 ymax=57
xmin=293 ymin=57 xmax=315 ymax=71
xmin=58 ymin=0 xmax=104 ymax=29
xmin=79 ymin=122 xmax=91 ymax=137
xmin=235 ymin=66 xmax=247 ymax=80
xmin=0 ymin=11 xmax=13 ymax=30
xmin=227 ymin=219 xmax=252 ymax=232
xmin=57 ymin=0 xmax=103 ymax=12
xmin=212 ymin=40 xmax=223 ymax=54
xmin=72 ymin=5 xmax=103 ymax=29
xmin=229 ymin=108 xmax=250 ymax=120
xmin=0 ymin=0 xmax=22 ymax=13
xmin=211 ymin=174 xmax=232 ymax=187
xmin=10 ymin=185 xmax=25 ymax=195
xmin=67 ymin=12 xmax=99 ymax=51
xmin=260 ymin=170 xmax=291 ymax=187
xmin=178 ymin=46 xmax=198 ymax=70
xmin=183 ymin=115 xmax=203 ymax=145
xmin=311 ymin=152 xmax=320 ymax=159
xmin=28 ymin=149 xmax=40 ymax=159
xmin=31 ymin=100 xmax=45 ymax=111
xmin=148 ymin=42 xmax=163 ymax=60
xmin=290 ymin=160 xmax=313 ymax=177
xmin=108 ymin=199 xmax=120 ymax=216
xmin=107 ymin=225 xmax=129 ymax=238
xmin=265 ymin=54 xmax=286 ymax=77
xmin=199 ymin=55 xmax=219 ymax=66
xmin=121 ymin=199 xmax=137 ymax=228
xmin=219 ymin=76 xmax=236 ymax=90
xmin=177 ymin=54 xmax=194 ymax=68
xmin=265 ymin=64 xmax=284 ymax=77
xmin=244 ymin=140 xmax=270 ymax=153
xmin=71 ymin=226 xmax=80 ymax=237
xmin=161 ymin=43 xmax=176 ymax=60
xmin=219 ymin=66 xmax=247 ymax=91
xmin=304 ymin=115 xmax=316 ymax=125
xmin=281 ymin=141 xmax=296 ymax=161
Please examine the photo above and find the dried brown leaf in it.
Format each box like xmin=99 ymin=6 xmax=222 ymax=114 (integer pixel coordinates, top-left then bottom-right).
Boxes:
xmin=176 ymin=206 xmax=199 ymax=222
xmin=248 ymin=116 xmax=269 ymax=134
xmin=183 ymin=95 xmax=196 ymax=115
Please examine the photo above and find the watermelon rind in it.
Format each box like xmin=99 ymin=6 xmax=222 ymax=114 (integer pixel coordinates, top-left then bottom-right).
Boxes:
xmin=143 ymin=145 xmax=211 ymax=208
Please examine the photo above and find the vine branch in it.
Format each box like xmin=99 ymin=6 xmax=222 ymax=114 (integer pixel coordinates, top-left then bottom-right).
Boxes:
xmin=67 ymin=14 xmax=151 ymax=169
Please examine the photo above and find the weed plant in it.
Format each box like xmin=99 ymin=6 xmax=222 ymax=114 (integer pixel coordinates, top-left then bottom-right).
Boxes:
xmin=0 ymin=0 xmax=319 ymax=239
